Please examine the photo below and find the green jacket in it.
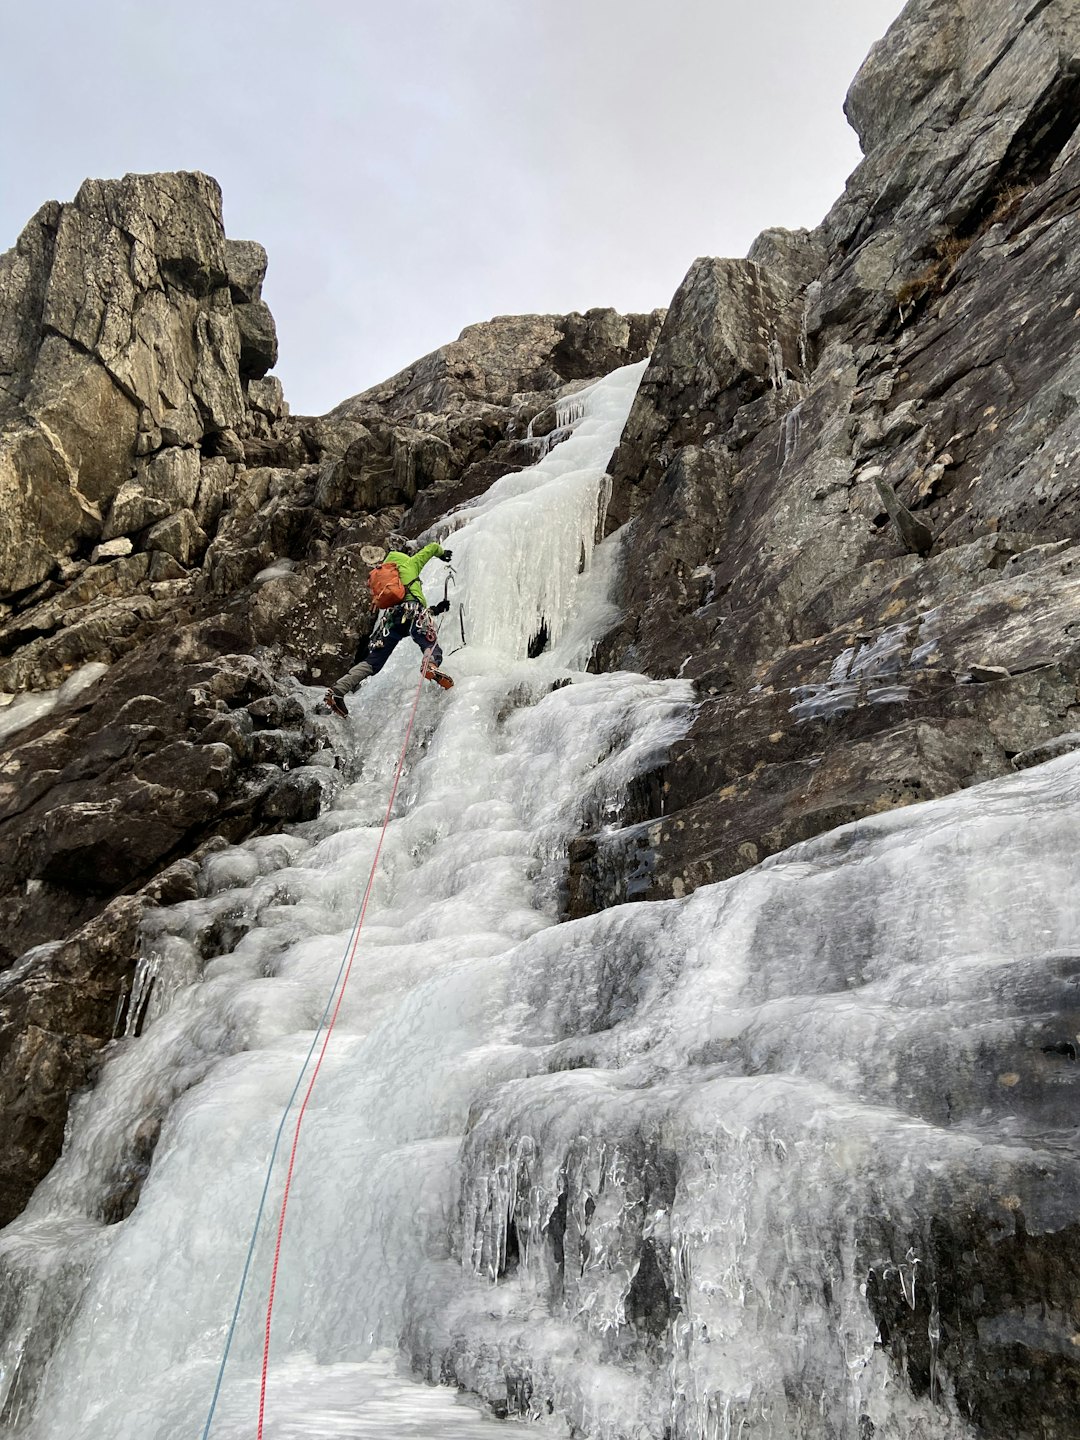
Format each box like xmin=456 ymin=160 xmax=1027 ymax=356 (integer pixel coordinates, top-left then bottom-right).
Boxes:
xmin=386 ymin=543 xmax=445 ymax=607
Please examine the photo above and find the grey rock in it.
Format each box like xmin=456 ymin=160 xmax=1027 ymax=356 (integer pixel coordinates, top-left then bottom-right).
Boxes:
xmin=0 ymin=426 xmax=97 ymax=594
xmin=3 ymin=8 xmax=1080 ymax=1434
xmin=143 ymin=446 xmax=201 ymax=508
xmin=223 ymin=238 xmax=268 ymax=303
xmin=103 ymin=482 xmax=174 ymax=540
xmin=208 ymin=427 xmax=245 ymax=463
xmin=608 ymin=232 xmax=826 ymax=525
xmin=816 ymin=0 xmax=1080 ymax=340
xmin=872 ymin=472 xmax=934 ymax=554
xmin=0 ymin=559 xmax=155 ymax=686
xmin=189 ymin=293 xmax=245 ymax=432
xmin=144 ymin=509 xmax=207 ymax=567
xmin=235 ymin=300 xmax=278 ymax=379
xmin=330 ymin=307 xmax=665 ymax=422
xmin=1013 ymin=731 xmax=1080 ymax=770
xmin=89 ymin=538 xmax=133 ymax=564
xmin=104 ymin=447 xmax=202 ymax=541
xmin=248 ymin=375 xmax=288 ymax=421
xmin=134 ymin=408 xmax=163 ymax=457
xmin=193 ymin=456 xmax=232 ymax=532
xmin=147 ymin=551 xmax=188 ymax=583
xmin=596 ymin=0 xmax=1080 ymax=931
xmin=0 ymin=593 xmax=159 ymax=692
xmin=0 ymin=172 xmax=275 ymax=600
xmin=0 ymin=201 xmax=61 ymax=413
xmin=316 ymin=421 xmax=454 ymax=512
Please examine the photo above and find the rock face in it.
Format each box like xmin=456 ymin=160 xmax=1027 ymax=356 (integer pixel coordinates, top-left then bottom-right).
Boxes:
xmin=587 ymin=0 xmax=1080 ymax=915
xmin=0 ymin=174 xmax=242 ymax=596
xmin=311 ymin=307 xmax=665 ymax=528
xmin=0 ymin=179 xmax=666 ymax=1226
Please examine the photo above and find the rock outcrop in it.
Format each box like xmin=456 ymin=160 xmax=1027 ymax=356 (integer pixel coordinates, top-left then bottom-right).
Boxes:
xmin=0 ymin=174 xmax=241 ymax=596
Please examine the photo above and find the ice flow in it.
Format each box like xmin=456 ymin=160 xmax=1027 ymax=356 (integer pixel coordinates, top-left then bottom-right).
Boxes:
xmin=0 ymin=361 xmax=692 ymax=1437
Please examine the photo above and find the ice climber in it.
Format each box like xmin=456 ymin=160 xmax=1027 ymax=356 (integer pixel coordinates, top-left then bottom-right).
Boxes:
xmin=324 ymin=540 xmax=454 ymax=717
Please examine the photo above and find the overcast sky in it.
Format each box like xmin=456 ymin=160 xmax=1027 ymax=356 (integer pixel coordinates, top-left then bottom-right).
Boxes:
xmin=1 ymin=1 xmax=906 ymax=414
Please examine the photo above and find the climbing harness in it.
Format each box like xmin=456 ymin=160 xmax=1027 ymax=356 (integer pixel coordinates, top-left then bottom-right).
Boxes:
xmin=201 ymin=655 xmax=432 ymax=1440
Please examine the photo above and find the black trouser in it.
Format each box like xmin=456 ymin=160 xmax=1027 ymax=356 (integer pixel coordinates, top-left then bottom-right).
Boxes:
xmin=334 ymin=602 xmax=442 ymax=693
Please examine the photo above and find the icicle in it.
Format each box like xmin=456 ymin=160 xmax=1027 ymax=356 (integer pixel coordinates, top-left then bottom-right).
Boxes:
xmin=775 ymin=400 xmax=804 ymax=471
xmin=767 ymin=335 xmax=788 ymax=391
xmin=520 ymin=391 xmax=589 ymax=462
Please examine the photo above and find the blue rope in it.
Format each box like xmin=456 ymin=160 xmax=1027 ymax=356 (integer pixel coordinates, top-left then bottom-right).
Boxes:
xmin=200 ymin=639 xmax=440 ymax=1438
xmin=199 ymin=849 xmax=381 ymax=1437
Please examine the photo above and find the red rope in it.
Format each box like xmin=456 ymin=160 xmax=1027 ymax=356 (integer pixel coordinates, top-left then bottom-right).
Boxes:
xmin=256 ymin=666 xmax=428 ymax=1438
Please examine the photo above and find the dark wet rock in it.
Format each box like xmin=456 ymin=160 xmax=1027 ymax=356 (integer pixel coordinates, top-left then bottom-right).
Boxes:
xmin=864 ymin=1205 xmax=1080 ymax=1440
xmin=0 ymin=894 xmax=144 ymax=1226
xmin=261 ymin=766 xmax=342 ymax=823
xmin=0 ymin=628 xmax=368 ymax=1210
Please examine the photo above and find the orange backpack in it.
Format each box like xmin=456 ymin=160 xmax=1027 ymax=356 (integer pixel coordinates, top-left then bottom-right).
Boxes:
xmin=368 ymin=561 xmax=407 ymax=610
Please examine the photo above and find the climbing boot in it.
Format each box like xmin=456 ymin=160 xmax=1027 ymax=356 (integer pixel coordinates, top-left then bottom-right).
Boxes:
xmin=422 ymin=661 xmax=454 ymax=690
xmin=325 ymin=688 xmax=349 ymax=718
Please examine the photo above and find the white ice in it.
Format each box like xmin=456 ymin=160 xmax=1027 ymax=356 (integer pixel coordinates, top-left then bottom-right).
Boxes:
xmin=0 ymin=663 xmax=110 ymax=746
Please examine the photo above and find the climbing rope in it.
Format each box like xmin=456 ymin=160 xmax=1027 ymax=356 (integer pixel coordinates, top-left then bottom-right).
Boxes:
xmin=201 ymin=659 xmax=430 ymax=1440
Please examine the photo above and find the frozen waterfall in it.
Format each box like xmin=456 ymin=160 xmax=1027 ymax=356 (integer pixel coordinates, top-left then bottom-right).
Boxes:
xmin=1 ymin=357 xmax=1078 ymax=1440
xmin=0 ymin=361 xmax=691 ymax=1437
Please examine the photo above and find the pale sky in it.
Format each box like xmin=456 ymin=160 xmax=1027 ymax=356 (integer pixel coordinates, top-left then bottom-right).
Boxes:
xmin=1 ymin=1 xmax=906 ymax=414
